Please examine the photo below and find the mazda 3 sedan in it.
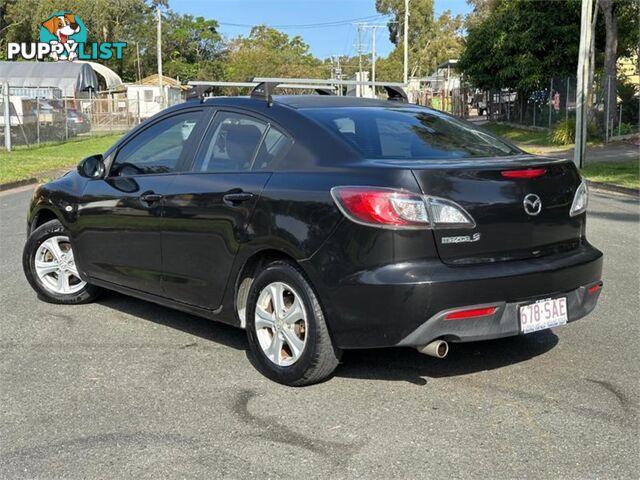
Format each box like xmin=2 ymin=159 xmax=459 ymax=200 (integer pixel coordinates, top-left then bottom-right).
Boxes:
xmin=22 ymin=86 xmax=603 ymax=386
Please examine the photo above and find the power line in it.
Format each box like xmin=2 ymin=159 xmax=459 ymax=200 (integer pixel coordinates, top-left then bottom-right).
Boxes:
xmin=218 ymin=14 xmax=389 ymax=30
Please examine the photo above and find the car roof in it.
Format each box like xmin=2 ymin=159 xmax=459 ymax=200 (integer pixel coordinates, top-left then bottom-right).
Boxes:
xmin=202 ymin=94 xmax=410 ymax=110
xmin=271 ymin=95 xmax=407 ymax=109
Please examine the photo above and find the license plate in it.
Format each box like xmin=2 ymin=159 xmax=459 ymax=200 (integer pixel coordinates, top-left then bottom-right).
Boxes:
xmin=519 ymin=297 xmax=568 ymax=334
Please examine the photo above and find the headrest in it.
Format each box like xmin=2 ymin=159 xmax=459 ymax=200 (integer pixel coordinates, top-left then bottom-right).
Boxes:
xmin=224 ymin=124 xmax=263 ymax=163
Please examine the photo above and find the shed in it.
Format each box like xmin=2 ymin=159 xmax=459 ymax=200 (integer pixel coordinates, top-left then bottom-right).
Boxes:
xmin=0 ymin=61 xmax=99 ymax=98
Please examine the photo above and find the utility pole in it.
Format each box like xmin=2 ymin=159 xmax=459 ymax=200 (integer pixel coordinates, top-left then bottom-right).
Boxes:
xmin=156 ymin=6 xmax=164 ymax=109
xmin=371 ymin=26 xmax=378 ymax=88
xmin=3 ymin=82 xmax=11 ymax=152
xmin=574 ymin=0 xmax=595 ymax=168
xmin=136 ymin=42 xmax=142 ymax=83
xmin=357 ymin=23 xmax=364 ymax=97
xmin=403 ymin=0 xmax=409 ymax=85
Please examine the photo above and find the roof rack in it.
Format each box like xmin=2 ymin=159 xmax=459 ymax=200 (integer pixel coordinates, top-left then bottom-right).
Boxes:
xmin=186 ymin=80 xmax=336 ymax=105
xmin=186 ymin=78 xmax=408 ymax=105
xmin=253 ymin=77 xmax=408 ymax=104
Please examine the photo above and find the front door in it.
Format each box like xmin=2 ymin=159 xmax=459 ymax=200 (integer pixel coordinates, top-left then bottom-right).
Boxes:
xmin=74 ymin=109 xmax=204 ymax=295
xmin=161 ymin=110 xmax=291 ymax=309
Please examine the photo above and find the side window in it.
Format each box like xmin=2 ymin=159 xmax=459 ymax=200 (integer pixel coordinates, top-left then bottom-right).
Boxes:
xmin=112 ymin=111 xmax=201 ymax=176
xmin=253 ymin=126 xmax=290 ymax=171
xmin=193 ymin=112 xmax=267 ymax=172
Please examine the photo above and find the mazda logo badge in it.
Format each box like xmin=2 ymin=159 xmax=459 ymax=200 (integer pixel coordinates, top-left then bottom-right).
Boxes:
xmin=523 ymin=193 xmax=542 ymax=216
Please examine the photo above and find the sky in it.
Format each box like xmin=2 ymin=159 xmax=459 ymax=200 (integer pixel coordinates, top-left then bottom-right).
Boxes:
xmin=169 ymin=0 xmax=472 ymax=59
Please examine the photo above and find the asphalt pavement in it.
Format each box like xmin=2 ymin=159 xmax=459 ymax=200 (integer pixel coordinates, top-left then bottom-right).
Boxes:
xmin=1 ymin=186 xmax=638 ymax=479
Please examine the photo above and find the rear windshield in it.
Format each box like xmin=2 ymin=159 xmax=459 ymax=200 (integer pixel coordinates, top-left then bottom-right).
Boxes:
xmin=302 ymin=107 xmax=520 ymax=159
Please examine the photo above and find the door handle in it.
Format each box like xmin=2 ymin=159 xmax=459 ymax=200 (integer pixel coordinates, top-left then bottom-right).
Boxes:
xmin=140 ymin=192 xmax=163 ymax=205
xmin=223 ymin=192 xmax=255 ymax=205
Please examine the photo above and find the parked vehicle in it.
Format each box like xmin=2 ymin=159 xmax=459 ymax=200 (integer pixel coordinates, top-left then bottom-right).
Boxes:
xmin=66 ymin=108 xmax=91 ymax=135
xmin=22 ymin=84 xmax=603 ymax=386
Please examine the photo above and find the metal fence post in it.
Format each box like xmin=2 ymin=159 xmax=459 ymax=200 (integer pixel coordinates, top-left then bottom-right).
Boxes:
xmin=533 ymin=100 xmax=536 ymax=126
xmin=36 ymin=97 xmax=40 ymax=146
xmin=548 ymin=78 xmax=553 ymax=129
xmin=618 ymin=104 xmax=622 ymax=137
xmin=566 ymin=77 xmax=570 ymax=123
xmin=64 ymin=98 xmax=68 ymax=141
xmin=3 ymin=82 xmax=11 ymax=152
xmin=605 ymin=75 xmax=611 ymax=143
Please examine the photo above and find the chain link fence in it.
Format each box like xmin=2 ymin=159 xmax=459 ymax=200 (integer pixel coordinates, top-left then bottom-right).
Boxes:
xmin=462 ymin=76 xmax=638 ymax=142
xmin=1 ymin=83 xmax=184 ymax=150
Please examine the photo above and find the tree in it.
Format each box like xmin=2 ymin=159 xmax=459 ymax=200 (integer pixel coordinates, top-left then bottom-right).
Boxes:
xmin=223 ymin=26 xmax=324 ymax=82
xmin=161 ymin=13 xmax=224 ymax=81
xmin=458 ymin=0 xmax=582 ymax=92
xmin=376 ymin=0 xmax=463 ymax=77
xmin=596 ymin=0 xmax=639 ymax=130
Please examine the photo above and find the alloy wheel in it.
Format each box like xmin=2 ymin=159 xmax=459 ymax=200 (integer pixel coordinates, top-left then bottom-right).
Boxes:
xmin=34 ymin=235 xmax=86 ymax=295
xmin=255 ymin=281 xmax=308 ymax=367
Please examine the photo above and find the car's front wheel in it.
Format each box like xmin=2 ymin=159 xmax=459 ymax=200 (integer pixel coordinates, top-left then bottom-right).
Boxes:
xmin=246 ymin=260 xmax=340 ymax=386
xmin=23 ymin=219 xmax=101 ymax=304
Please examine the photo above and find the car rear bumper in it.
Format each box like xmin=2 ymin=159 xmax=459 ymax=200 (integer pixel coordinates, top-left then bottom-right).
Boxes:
xmin=397 ymin=280 xmax=602 ymax=347
xmin=305 ymin=242 xmax=603 ymax=349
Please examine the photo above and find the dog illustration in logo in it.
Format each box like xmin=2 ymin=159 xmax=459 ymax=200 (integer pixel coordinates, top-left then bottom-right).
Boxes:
xmin=41 ymin=14 xmax=81 ymax=61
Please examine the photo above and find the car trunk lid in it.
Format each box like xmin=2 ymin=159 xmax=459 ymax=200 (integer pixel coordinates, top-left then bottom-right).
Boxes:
xmin=411 ymin=155 xmax=584 ymax=265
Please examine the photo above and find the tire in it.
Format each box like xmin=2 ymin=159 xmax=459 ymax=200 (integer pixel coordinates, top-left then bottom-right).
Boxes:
xmin=246 ymin=260 xmax=340 ymax=386
xmin=22 ymin=219 xmax=101 ymax=304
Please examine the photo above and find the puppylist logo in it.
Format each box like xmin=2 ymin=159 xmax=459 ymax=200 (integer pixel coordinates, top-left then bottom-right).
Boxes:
xmin=7 ymin=12 xmax=127 ymax=62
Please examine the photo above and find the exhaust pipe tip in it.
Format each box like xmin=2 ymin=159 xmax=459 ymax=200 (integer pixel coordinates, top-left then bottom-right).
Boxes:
xmin=417 ymin=340 xmax=449 ymax=359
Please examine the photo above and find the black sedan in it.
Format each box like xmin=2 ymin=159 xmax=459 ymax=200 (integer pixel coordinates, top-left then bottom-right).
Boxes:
xmin=22 ymin=84 xmax=603 ymax=386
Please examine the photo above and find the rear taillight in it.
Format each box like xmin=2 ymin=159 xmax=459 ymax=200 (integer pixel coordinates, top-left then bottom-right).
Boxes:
xmin=330 ymin=187 xmax=429 ymax=229
xmin=570 ymin=179 xmax=588 ymax=217
xmin=330 ymin=186 xmax=475 ymax=230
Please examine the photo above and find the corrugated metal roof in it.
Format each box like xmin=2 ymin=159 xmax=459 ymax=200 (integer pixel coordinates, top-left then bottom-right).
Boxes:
xmin=0 ymin=61 xmax=99 ymax=97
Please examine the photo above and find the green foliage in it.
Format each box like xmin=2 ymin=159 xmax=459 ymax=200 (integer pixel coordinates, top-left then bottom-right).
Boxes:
xmin=483 ymin=123 xmax=552 ymax=147
xmin=376 ymin=0 xmax=464 ymax=77
xmin=550 ymin=118 xmax=599 ymax=145
xmin=581 ymin=160 xmax=640 ymax=189
xmin=617 ymin=77 xmax=640 ymax=126
xmin=458 ymin=0 xmax=581 ymax=92
xmin=223 ymin=26 xmax=324 ymax=82
xmin=0 ymin=134 xmax=122 ymax=184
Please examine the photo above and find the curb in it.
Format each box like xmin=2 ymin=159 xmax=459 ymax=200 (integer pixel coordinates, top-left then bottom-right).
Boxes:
xmin=586 ymin=180 xmax=639 ymax=198
xmin=0 ymin=167 xmax=73 ymax=193
xmin=0 ymin=177 xmax=38 ymax=192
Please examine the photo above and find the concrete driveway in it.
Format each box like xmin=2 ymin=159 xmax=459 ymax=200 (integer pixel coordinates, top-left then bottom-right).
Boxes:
xmin=1 ymin=186 xmax=638 ymax=479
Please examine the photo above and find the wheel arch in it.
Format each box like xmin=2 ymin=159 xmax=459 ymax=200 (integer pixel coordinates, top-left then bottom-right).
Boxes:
xmin=233 ymin=248 xmax=302 ymax=329
xmin=30 ymin=207 xmax=62 ymax=234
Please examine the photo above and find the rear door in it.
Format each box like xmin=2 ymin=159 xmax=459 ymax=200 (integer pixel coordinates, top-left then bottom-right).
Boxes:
xmin=161 ymin=109 xmax=291 ymax=309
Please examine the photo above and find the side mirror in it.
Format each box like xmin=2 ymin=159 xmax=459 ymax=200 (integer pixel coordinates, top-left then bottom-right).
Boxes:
xmin=77 ymin=154 xmax=105 ymax=179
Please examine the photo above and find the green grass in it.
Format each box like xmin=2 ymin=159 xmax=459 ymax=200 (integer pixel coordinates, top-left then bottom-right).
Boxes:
xmin=484 ymin=123 xmax=554 ymax=148
xmin=0 ymin=134 xmax=122 ymax=184
xmin=581 ymin=160 xmax=639 ymax=189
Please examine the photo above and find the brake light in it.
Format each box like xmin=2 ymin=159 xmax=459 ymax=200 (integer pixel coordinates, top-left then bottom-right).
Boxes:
xmin=331 ymin=186 xmax=475 ymax=230
xmin=501 ymin=169 xmax=547 ymax=178
xmin=444 ymin=307 xmax=497 ymax=320
xmin=330 ymin=187 xmax=429 ymax=229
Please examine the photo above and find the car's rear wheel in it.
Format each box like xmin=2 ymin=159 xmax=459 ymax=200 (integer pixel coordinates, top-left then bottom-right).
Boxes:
xmin=23 ymin=219 xmax=101 ymax=304
xmin=246 ymin=260 xmax=340 ymax=386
